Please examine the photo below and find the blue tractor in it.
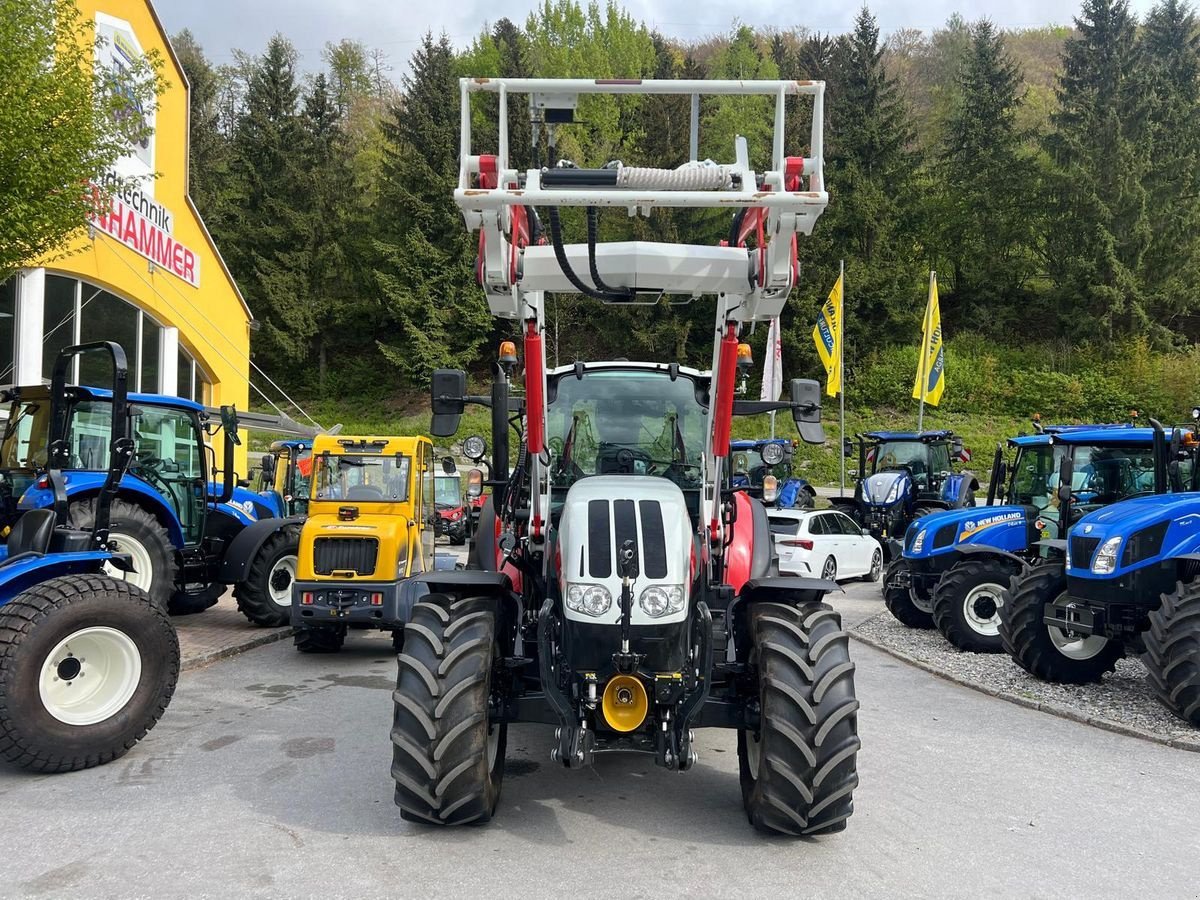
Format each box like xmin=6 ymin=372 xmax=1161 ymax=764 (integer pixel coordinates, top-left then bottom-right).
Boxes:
xmin=894 ymin=424 xmax=1164 ymax=652
xmin=1001 ymin=420 xmax=1200 ymax=725
xmin=0 ymin=359 xmax=302 ymax=627
xmin=0 ymin=343 xmax=178 ymax=772
xmin=830 ymin=430 xmax=978 ymax=558
xmin=729 ymin=438 xmax=817 ymax=509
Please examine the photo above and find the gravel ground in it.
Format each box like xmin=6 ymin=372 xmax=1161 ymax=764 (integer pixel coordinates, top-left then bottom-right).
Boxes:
xmin=852 ymin=611 xmax=1200 ymax=751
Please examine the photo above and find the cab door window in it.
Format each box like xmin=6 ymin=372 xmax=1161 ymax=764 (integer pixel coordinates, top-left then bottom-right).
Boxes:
xmin=129 ymin=405 xmax=205 ymax=544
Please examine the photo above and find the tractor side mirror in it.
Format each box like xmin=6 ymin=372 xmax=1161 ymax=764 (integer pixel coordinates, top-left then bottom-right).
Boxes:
xmin=996 ymin=461 xmax=1008 ymax=487
xmin=441 ymin=456 xmax=457 ymax=475
xmin=259 ymin=453 xmax=276 ymax=478
xmin=1057 ymin=456 xmax=1074 ymax=506
xmin=789 ymin=378 xmax=825 ymax=445
xmin=842 ymin=437 xmax=854 ymax=459
xmin=431 ymin=369 xmax=467 ymax=437
xmin=952 ymin=437 xmax=964 ymax=459
xmin=220 ymin=405 xmax=241 ymax=447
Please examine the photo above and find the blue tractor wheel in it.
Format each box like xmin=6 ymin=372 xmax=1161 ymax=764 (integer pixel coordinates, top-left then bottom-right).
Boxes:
xmin=1143 ymin=580 xmax=1200 ymax=726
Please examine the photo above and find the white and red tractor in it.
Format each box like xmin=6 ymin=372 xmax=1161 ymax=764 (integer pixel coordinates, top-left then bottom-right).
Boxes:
xmin=389 ymin=78 xmax=860 ymax=836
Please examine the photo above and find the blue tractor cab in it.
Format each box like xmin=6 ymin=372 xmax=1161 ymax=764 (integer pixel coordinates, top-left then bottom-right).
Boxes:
xmin=0 ymin=342 xmax=179 ymax=772
xmin=729 ymin=438 xmax=817 ymax=509
xmin=1001 ymin=418 xmax=1200 ymax=725
xmin=0 ymin=357 xmax=302 ymax=626
xmin=253 ymin=439 xmax=313 ymax=518
xmin=830 ymin=430 xmax=978 ymax=556
xmin=894 ymin=423 xmax=1164 ymax=653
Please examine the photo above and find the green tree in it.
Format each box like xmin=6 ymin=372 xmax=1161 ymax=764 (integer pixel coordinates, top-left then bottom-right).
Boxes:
xmin=0 ymin=0 xmax=162 ymax=277
xmin=172 ymin=30 xmax=231 ymax=227
xmin=324 ymin=39 xmax=372 ymax=117
xmin=1140 ymin=0 xmax=1200 ymax=334
xmin=936 ymin=21 xmax=1036 ymax=330
xmin=1043 ymin=0 xmax=1149 ymax=339
xmin=374 ymin=34 xmax=492 ymax=384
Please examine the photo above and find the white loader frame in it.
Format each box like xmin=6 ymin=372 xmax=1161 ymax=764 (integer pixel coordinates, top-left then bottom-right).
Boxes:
xmin=453 ymin=77 xmax=829 ymax=557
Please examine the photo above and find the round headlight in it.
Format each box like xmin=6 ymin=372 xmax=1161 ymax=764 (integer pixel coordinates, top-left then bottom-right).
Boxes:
xmin=761 ymin=442 xmax=785 ymax=465
xmin=582 ymin=585 xmax=612 ymax=616
xmin=639 ymin=586 xmax=670 ymax=617
xmin=463 ymin=435 xmax=487 ymax=461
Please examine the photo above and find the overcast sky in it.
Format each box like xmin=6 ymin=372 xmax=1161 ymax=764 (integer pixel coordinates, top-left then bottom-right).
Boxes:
xmin=153 ymin=0 xmax=1162 ymax=72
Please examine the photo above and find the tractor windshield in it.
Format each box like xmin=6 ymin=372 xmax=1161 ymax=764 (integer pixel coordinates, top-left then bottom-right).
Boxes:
xmin=872 ymin=440 xmax=930 ymax=486
xmin=547 ymin=368 xmax=705 ymax=492
xmin=313 ymin=453 xmax=411 ymax=503
xmin=0 ymin=400 xmax=50 ymax=471
xmin=1009 ymin=442 xmax=1156 ymax=521
xmin=434 ymin=475 xmax=461 ymax=508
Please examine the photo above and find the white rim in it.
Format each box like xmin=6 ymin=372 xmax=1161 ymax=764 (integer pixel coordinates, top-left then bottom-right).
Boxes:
xmin=1047 ymin=593 xmax=1110 ymax=660
xmin=962 ymin=582 xmax=1005 ymax=637
xmin=912 ymin=588 xmax=933 ymax=614
xmin=746 ymin=731 xmax=762 ymax=778
xmin=269 ymin=555 xmax=297 ymax=608
xmin=38 ymin=627 xmax=142 ymax=726
xmin=102 ymin=532 xmax=154 ymax=594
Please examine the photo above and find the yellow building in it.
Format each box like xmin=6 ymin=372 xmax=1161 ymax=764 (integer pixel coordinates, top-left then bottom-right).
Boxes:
xmin=0 ymin=0 xmax=251 ymax=465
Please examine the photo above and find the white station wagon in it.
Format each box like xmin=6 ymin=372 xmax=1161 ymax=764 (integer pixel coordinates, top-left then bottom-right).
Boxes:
xmin=768 ymin=509 xmax=884 ymax=583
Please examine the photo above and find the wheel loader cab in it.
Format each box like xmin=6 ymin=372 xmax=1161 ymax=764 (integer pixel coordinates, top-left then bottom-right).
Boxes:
xmin=291 ymin=435 xmax=435 ymax=649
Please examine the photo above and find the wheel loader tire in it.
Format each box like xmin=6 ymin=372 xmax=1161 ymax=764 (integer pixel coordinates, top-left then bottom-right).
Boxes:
xmin=1143 ymin=580 xmax=1200 ymax=726
xmin=799 ymin=486 xmax=817 ymax=510
xmin=233 ymin=525 xmax=300 ymax=627
xmin=68 ymin=498 xmax=177 ymax=611
xmin=738 ymin=602 xmax=859 ymax=836
xmin=294 ymin=625 xmax=345 ymax=654
xmin=883 ymin=559 xmax=934 ymax=628
xmin=999 ymin=562 xmax=1122 ymax=683
xmin=391 ymin=594 xmax=506 ymax=826
xmin=931 ymin=558 xmax=1014 ymax=653
xmin=0 ymin=575 xmax=178 ymax=772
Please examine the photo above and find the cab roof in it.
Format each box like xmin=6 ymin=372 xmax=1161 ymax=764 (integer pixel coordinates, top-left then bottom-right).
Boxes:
xmin=269 ymin=439 xmax=313 ymax=452
xmin=1008 ymin=424 xmax=1163 ymax=447
xmin=863 ymin=430 xmax=954 ymax=442
xmin=9 ymin=384 xmax=206 ymax=413
xmin=731 ymin=438 xmax=791 ymax=449
xmin=311 ymin=434 xmax=430 ymax=455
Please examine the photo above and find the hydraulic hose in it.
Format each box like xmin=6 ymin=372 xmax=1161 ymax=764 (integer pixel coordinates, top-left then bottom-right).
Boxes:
xmin=546 ymin=207 xmax=632 ymax=303
xmin=587 ymin=208 xmax=633 ymax=300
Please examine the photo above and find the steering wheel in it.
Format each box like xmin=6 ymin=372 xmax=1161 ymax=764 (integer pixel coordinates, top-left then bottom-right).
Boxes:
xmin=131 ymin=458 xmax=177 ymax=498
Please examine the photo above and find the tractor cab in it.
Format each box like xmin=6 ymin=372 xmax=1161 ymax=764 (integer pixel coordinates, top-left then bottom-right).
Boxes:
xmin=255 ymin=439 xmax=313 ymax=518
xmin=729 ymin=438 xmax=816 ymax=509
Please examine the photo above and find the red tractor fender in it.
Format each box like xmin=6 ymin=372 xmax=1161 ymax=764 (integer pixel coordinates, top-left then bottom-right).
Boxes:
xmin=724 ymin=491 xmax=773 ymax=595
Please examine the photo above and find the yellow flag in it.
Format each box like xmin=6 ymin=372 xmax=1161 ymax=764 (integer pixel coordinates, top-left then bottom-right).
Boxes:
xmin=812 ymin=274 xmax=843 ymax=397
xmin=912 ymin=273 xmax=945 ymax=406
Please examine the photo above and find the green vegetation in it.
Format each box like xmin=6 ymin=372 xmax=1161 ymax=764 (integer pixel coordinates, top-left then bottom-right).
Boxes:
xmin=0 ymin=0 xmax=163 ymax=278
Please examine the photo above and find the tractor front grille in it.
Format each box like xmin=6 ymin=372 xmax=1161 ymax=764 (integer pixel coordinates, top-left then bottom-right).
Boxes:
xmin=1069 ymin=535 xmax=1101 ymax=570
xmin=313 ymin=537 xmax=378 ymax=576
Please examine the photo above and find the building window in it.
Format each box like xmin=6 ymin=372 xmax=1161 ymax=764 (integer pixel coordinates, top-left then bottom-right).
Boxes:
xmin=141 ymin=316 xmax=161 ymax=394
xmin=79 ymin=285 xmax=140 ymax=387
xmin=177 ymin=348 xmax=194 ymax=402
xmin=42 ymin=275 xmax=78 ymax=380
xmin=0 ymin=277 xmax=15 ymax=385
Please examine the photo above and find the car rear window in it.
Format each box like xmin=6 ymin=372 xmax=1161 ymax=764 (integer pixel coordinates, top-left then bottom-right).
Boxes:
xmin=767 ymin=515 xmax=801 ymax=536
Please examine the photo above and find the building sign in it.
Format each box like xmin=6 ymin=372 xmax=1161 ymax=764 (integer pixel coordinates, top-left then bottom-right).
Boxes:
xmin=90 ymin=177 xmax=201 ymax=287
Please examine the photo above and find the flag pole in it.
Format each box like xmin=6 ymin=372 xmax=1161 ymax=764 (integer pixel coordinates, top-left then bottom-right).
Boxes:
xmin=839 ymin=259 xmax=846 ymax=498
xmin=918 ymin=270 xmax=934 ymax=433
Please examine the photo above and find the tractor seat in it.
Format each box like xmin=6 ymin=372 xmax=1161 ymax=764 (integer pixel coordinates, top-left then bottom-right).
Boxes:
xmin=1 ymin=509 xmax=56 ymax=567
xmin=345 ymin=485 xmax=385 ymax=501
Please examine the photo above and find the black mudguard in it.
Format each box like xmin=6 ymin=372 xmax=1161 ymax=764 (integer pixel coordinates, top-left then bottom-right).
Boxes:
xmin=217 ymin=516 xmax=302 ymax=584
xmin=727 ymin=575 xmax=841 ymax=664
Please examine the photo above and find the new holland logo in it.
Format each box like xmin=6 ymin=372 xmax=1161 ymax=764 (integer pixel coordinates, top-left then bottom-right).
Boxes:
xmin=959 ymin=511 xmax=1024 ymax=539
xmin=1084 ymin=524 xmax=1094 ymax=533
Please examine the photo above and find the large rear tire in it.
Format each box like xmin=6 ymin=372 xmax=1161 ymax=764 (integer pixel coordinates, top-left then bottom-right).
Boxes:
xmin=392 ymin=594 xmax=506 ymax=825
xmin=0 ymin=575 xmax=179 ymax=772
xmin=68 ymin=499 xmax=177 ymax=611
xmin=738 ymin=602 xmax=859 ymax=836
xmin=1143 ymin=580 xmax=1200 ymax=726
xmin=233 ymin=525 xmax=301 ymax=627
xmin=931 ymin=558 xmax=1014 ymax=653
xmin=883 ymin=558 xmax=934 ymax=628
xmin=999 ymin=562 xmax=1122 ymax=683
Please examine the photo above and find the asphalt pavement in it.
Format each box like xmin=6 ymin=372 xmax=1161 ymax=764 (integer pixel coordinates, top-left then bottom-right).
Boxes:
xmin=2 ymin=580 xmax=1198 ymax=899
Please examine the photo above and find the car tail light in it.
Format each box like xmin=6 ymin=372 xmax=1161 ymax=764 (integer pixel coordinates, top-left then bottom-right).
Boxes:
xmin=301 ymin=592 xmax=314 ymax=605
xmin=781 ymin=539 xmax=814 ymax=550
xmin=371 ymin=592 xmax=383 ymax=606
